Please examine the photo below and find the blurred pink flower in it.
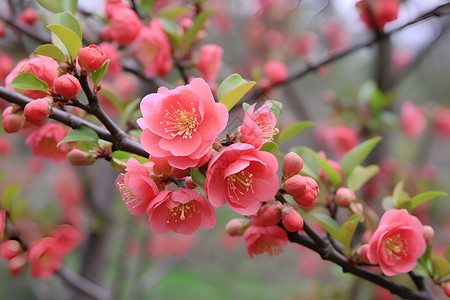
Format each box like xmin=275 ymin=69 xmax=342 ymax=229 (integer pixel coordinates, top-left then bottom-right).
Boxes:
xmin=147 ymin=189 xmax=216 ymax=235
xmin=198 ymin=44 xmax=223 ymax=82
xmin=323 ymin=20 xmax=349 ymax=52
xmin=138 ymin=78 xmax=228 ymax=169
xmin=205 ymin=143 xmax=279 ymax=215
xmin=28 ymin=237 xmax=63 ymax=279
xmin=263 ymin=60 xmax=288 ymax=84
xmin=317 ymin=125 xmax=359 ymax=159
xmin=356 ymin=0 xmax=400 ymax=31
xmin=244 ymin=216 xmax=288 ymax=258
xmin=294 ymin=31 xmax=318 ymax=60
xmin=108 ymin=8 xmax=142 ymax=45
xmin=148 ymin=232 xmax=197 ymax=258
xmin=367 ymin=209 xmax=426 ymax=276
xmin=400 ymin=101 xmax=426 ymax=138
xmin=51 ymin=224 xmax=83 ymax=255
xmin=99 ymin=42 xmax=123 ymax=77
xmin=434 ymin=107 xmax=450 ymax=138
xmin=240 ymin=103 xmax=278 ymax=149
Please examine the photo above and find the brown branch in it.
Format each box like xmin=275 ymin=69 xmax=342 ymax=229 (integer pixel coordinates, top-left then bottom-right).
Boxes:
xmin=0 ymin=14 xmax=50 ymax=44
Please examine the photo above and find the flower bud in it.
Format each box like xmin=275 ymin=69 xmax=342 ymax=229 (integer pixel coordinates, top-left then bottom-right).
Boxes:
xmin=17 ymin=8 xmax=38 ymax=25
xmin=263 ymin=60 xmax=288 ymax=84
xmin=198 ymin=44 xmax=223 ymax=82
xmin=422 ymin=225 xmax=434 ymax=244
xmin=293 ymin=177 xmax=319 ymax=208
xmin=281 ymin=205 xmax=303 ymax=232
xmin=335 ymin=187 xmax=356 ymax=207
xmin=444 ymin=282 xmax=450 ymax=297
xmin=258 ymin=200 xmax=282 ymax=226
xmin=185 ymin=176 xmax=197 ymax=189
xmin=2 ymin=110 xmax=24 ymax=133
xmin=226 ymin=218 xmax=251 ymax=237
xmin=78 ymin=45 xmax=108 ymax=72
xmin=283 ymin=175 xmax=307 ymax=196
xmin=23 ymin=98 xmax=52 ymax=125
xmin=67 ymin=149 xmax=96 ymax=166
xmin=0 ymin=240 xmax=22 ymax=260
xmin=282 ymin=152 xmax=303 ymax=179
xmin=349 ymin=202 xmax=363 ymax=216
xmin=54 ymin=74 xmax=81 ymax=98
xmin=8 ymin=253 xmax=27 ymax=276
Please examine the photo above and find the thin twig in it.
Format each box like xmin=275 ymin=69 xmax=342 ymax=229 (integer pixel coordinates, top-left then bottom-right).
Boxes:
xmin=56 ymin=267 xmax=111 ymax=300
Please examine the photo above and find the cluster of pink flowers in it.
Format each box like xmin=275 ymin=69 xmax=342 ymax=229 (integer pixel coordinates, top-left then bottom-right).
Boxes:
xmin=356 ymin=0 xmax=400 ymax=31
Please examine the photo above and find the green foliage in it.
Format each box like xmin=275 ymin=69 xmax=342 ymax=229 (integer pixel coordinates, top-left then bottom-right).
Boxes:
xmin=277 ymin=121 xmax=314 ymax=145
xmin=1 ymin=185 xmax=27 ymax=222
xmin=260 ymin=141 xmax=278 ymax=155
xmin=409 ymin=191 xmax=447 ymax=212
xmin=92 ymin=60 xmax=110 ymax=86
xmin=111 ymin=151 xmax=151 ymax=171
xmin=347 ymin=165 xmax=379 ymax=191
xmin=50 ymin=11 xmax=82 ymax=39
xmin=157 ymin=7 xmax=191 ymax=19
xmin=190 ymin=168 xmax=206 ymax=189
xmin=159 ymin=18 xmax=182 ymax=49
xmin=341 ymin=136 xmax=382 ymax=180
xmin=183 ymin=10 xmax=213 ymax=45
xmin=99 ymin=89 xmax=125 ymax=113
xmin=430 ymin=252 xmax=449 ymax=277
xmin=121 ymin=98 xmax=141 ymax=126
xmin=37 ymin=0 xmax=77 ymax=13
xmin=34 ymin=44 xmax=66 ymax=62
xmin=58 ymin=125 xmax=99 ymax=146
xmin=306 ymin=149 xmax=342 ymax=188
xmin=265 ymin=100 xmax=283 ymax=117
xmin=9 ymin=73 xmax=49 ymax=92
xmin=47 ymin=24 xmax=82 ymax=62
xmin=218 ymin=74 xmax=256 ymax=110
xmin=289 ymin=146 xmax=319 ymax=179
xmin=311 ymin=213 xmax=340 ymax=240
xmin=337 ymin=214 xmax=361 ymax=255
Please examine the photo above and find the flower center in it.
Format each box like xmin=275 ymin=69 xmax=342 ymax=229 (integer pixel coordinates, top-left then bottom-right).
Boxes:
xmin=116 ymin=180 xmax=140 ymax=209
xmin=162 ymin=102 xmax=199 ymax=139
xmin=227 ymin=170 xmax=254 ymax=200
xmin=256 ymin=119 xmax=279 ymax=142
xmin=384 ymin=233 xmax=408 ymax=261
xmin=255 ymin=239 xmax=283 ymax=257
xmin=167 ymin=201 xmax=200 ymax=223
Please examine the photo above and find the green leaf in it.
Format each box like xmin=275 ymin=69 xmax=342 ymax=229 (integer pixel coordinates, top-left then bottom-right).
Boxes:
xmin=183 ymin=10 xmax=213 ymax=45
xmin=157 ymin=7 xmax=191 ymax=19
xmin=76 ymin=141 xmax=99 ymax=152
xmin=277 ymin=121 xmax=314 ymax=145
xmin=99 ymin=89 xmax=125 ymax=113
xmin=9 ymin=73 xmax=49 ymax=92
xmin=417 ymin=244 xmax=432 ymax=269
xmin=265 ymin=100 xmax=283 ymax=117
xmin=392 ymin=181 xmax=411 ymax=209
xmin=306 ymin=149 xmax=342 ymax=188
xmin=289 ymin=146 xmax=319 ymax=180
xmin=337 ymin=214 xmax=361 ymax=254
xmin=112 ymin=151 xmax=150 ymax=165
xmin=92 ymin=60 xmax=110 ymax=86
xmin=311 ymin=213 xmax=340 ymax=240
xmin=47 ymin=24 xmax=82 ymax=62
xmin=431 ymin=253 xmax=449 ymax=277
xmin=347 ymin=165 xmax=380 ymax=191
xmin=121 ymin=98 xmax=141 ymax=126
xmin=242 ymin=102 xmax=251 ymax=113
xmin=341 ymin=136 xmax=382 ymax=179
xmin=9 ymin=197 xmax=27 ymax=222
xmin=445 ymin=245 xmax=450 ymax=264
xmin=1 ymin=185 xmax=20 ymax=212
xmin=260 ymin=141 xmax=278 ymax=155
xmin=62 ymin=0 xmax=78 ymax=13
xmin=58 ymin=125 xmax=99 ymax=146
xmin=140 ymin=0 xmax=155 ymax=14
xmin=409 ymin=191 xmax=447 ymax=212
xmin=50 ymin=11 xmax=82 ymax=39
xmin=34 ymin=44 xmax=66 ymax=62
xmin=190 ymin=168 xmax=206 ymax=189
xmin=37 ymin=0 xmax=63 ymax=13
xmin=158 ymin=18 xmax=182 ymax=49
xmin=218 ymin=74 xmax=256 ymax=110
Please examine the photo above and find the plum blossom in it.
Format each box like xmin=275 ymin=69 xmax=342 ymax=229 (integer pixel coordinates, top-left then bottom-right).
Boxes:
xmin=356 ymin=0 xmax=400 ymax=31
xmin=28 ymin=237 xmax=63 ymax=279
xmin=205 ymin=143 xmax=279 ymax=215
xmin=244 ymin=216 xmax=288 ymax=258
xmin=239 ymin=103 xmax=278 ymax=149
xmin=367 ymin=209 xmax=426 ymax=276
xmin=147 ymin=189 xmax=216 ymax=235
xmin=400 ymin=101 xmax=425 ymax=138
xmin=138 ymin=78 xmax=228 ymax=169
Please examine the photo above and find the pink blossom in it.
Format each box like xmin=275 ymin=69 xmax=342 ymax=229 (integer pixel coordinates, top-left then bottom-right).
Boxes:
xmin=400 ymin=101 xmax=425 ymax=138
xmin=138 ymin=78 xmax=228 ymax=169
xmin=28 ymin=237 xmax=63 ymax=279
xmin=104 ymin=0 xmax=130 ymax=19
xmin=356 ymin=0 xmax=400 ymax=31
xmin=434 ymin=107 xmax=450 ymax=138
xmin=244 ymin=216 xmax=288 ymax=258
xmin=0 ymin=52 xmax=14 ymax=85
xmin=148 ymin=232 xmax=197 ymax=258
xmin=51 ymin=224 xmax=83 ymax=255
xmin=0 ymin=240 xmax=22 ymax=260
xmin=16 ymin=56 xmax=59 ymax=99
xmin=294 ymin=31 xmax=318 ymax=60
xmin=263 ymin=60 xmax=288 ymax=84
xmin=335 ymin=187 xmax=356 ymax=207
xmin=205 ymin=143 xmax=279 ymax=215
xmin=52 ymin=166 xmax=83 ymax=208
xmin=25 ymin=123 xmax=71 ymax=164
xmin=198 ymin=44 xmax=223 ymax=82
xmin=367 ymin=209 xmax=426 ymax=276
xmin=78 ymin=45 xmax=108 ymax=72
xmin=146 ymin=189 xmax=216 ymax=235
xmin=323 ymin=20 xmax=349 ymax=52
xmin=99 ymin=42 xmax=123 ymax=77
xmin=318 ymin=125 xmax=359 ymax=159
xmin=131 ymin=19 xmax=172 ymax=77
xmin=258 ymin=200 xmax=282 ymax=226
xmin=282 ymin=152 xmax=303 ymax=180
xmin=108 ymin=8 xmax=142 ymax=45
xmin=115 ymin=157 xmax=161 ymax=216
xmin=17 ymin=8 xmax=38 ymax=25
xmin=240 ymin=103 xmax=278 ymax=149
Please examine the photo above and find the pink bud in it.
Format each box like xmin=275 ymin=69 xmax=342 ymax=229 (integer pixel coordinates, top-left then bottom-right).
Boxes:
xmin=444 ymin=282 xmax=450 ymax=297
xmin=282 ymin=152 xmax=304 ymax=178
xmin=281 ymin=205 xmax=303 ymax=232
xmin=198 ymin=44 xmax=223 ymax=82
xmin=293 ymin=177 xmax=319 ymax=208
xmin=54 ymin=74 xmax=81 ymax=98
xmin=0 ymin=240 xmax=22 ymax=260
xmin=23 ymin=98 xmax=51 ymax=125
xmin=359 ymin=244 xmax=370 ymax=264
xmin=400 ymin=101 xmax=425 ymax=138
xmin=335 ymin=187 xmax=356 ymax=207
xmin=349 ymin=202 xmax=363 ymax=216
xmin=422 ymin=225 xmax=434 ymax=244
xmin=226 ymin=218 xmax=251 ymax=237
xmin=258 ymin=200 xmax=282 ymax=226
xmin=17 ymin=8 xmax=38 ymax=25
xmin=8 ymin=253 xmax=27 ymax=276
xmin=67 ymin=149 xmax=96 ymax=166
xmin=284 ymin=175 xmax=307 ymax=196
xmin=78 ymin=45 xmax=108 ymax=72
xmin=170 ymin=167 xmax=191 ymax=179
xmin=184 ymin=177 xmax=197 ymax=189
xmin=263 ymin=60 xmax=288 ymax=84
xmin=2 ymin=111 xmax=24 ymax=133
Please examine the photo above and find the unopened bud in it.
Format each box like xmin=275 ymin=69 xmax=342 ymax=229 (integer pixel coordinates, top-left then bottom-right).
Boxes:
xmin=443 ymin=282 xmax=450 ymax=297
xmin=67 ymin=149 xmax=96 ymax=166
xmin=292 ymin=176 xmax=319 ymax=208
xmin=281 ymin=205 xmax=303 ymax=232
xmin=2 ymin=111 xmax=24 ymax=133
xmin=171 ymin=167 xmax=190 ymax=179
xmin=54 ymin=74 xmax=81 ymax=98
xmin=23 ymin=98 xmax=52 ymax=125
xmin=0 ymin=240 xmax=22 ymax=260
xmin=422 ymin=225 xmax=434 ymax=244
xmin=283 ymin=175 xmax=307 ymax=196
xmin=226 ymin=218 xmax=251 ymax=237
xmin=282 ymin=152 xmax=303 ymax=179
xmin=258 ymin=200 xmax=282 ymax=225
xmin=17 ymin=8 xmax=38 ymax=25
xmin=335 ymin=187 xmax=356 ymax=207
xmin=78 ymin=45 xmax=107 ymax=72
xmin=349 ymin=202 xmax=363 ymax=216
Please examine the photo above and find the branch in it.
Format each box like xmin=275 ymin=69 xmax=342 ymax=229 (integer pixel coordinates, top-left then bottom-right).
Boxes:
xmin=56 ymin=267 xmax=111 ymax=300
xmin=0 ymin=14 xmax=50 ymax=44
